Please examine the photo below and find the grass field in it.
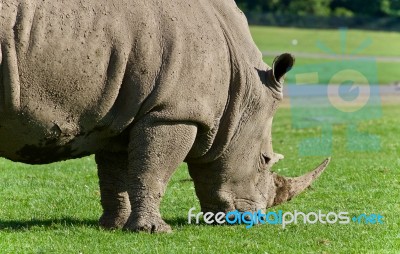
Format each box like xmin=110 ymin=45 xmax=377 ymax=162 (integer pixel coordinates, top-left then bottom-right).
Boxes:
xmin=1 ymin=104 xmax=399 ymax=253
xmin=0 ymin=26 xmax=399 ymax=253
xmin=250 ymin=26 xmax=400 ymax=84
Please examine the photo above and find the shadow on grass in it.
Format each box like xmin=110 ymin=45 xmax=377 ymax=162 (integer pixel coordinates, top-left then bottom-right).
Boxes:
xmin=165 ymin=217 xmax=190 ymax=227
xmin=0 ymin=217 xmax=99 ymax=231
xmin=0 ymin=217 xmax=191 ymax=231
xmin=0 ymin=214 xmax=200 ymax=233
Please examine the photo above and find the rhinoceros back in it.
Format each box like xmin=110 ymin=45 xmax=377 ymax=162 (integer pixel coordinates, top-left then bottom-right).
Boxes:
xmin=0 ymin=0 xmax=265 ymax=164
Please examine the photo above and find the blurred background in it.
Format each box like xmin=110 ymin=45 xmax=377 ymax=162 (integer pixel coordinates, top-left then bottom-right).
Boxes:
xmin=236 ymin=0 xmax=400 ymax=30
xmin=233 ymin=0 xmax=400 ymax=90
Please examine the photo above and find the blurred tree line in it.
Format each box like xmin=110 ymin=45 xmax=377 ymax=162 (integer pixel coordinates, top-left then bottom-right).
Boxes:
xmin=236 ymin=0 xmax=400 ymax=18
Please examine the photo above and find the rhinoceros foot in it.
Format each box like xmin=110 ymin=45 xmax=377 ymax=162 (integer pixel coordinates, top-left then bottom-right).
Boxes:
xmin=123 ymin=215 xmax=172 ymax=233
xmin=99 ymin=211 xmax=130 ymax=230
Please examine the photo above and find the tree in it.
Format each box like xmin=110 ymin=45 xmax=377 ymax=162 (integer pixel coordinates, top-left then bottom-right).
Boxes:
xmin=287 ymin=0 xmax=332 ymax=16
xmin=381 ymin=0 xmax=400 ymax=16
xmin=235 ymin=0 xmax=400 ymax=17
xmin=330 ymin=0 xmax=399 ymax=17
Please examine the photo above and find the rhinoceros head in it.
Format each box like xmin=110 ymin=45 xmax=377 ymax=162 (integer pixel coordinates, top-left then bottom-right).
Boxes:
xmin=188 ymin=53 xmax=330 ymax=214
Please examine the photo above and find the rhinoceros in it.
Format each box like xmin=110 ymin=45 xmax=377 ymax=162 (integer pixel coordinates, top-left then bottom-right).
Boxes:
xmin=0 ymin=0 xmax=330 ymax=232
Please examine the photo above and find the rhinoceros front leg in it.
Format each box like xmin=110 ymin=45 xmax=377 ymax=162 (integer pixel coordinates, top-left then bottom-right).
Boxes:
xmin=95 ymin=151 xmax=131 ymax=229
xmin=124 ymin=119 xmax=197 ymax=233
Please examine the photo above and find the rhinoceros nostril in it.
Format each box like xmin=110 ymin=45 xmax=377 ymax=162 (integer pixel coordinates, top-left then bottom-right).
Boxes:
xmin=261 ymin=153 xmax=271 ymax=165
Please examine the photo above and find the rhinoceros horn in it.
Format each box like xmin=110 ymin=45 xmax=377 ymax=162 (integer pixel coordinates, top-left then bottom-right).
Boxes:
xmin=272 ymin=158 xmax=331 ymax=206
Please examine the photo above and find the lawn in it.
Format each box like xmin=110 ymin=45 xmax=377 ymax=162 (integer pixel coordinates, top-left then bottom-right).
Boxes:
xmin=0 ymin=103 xmax=399 ymax=253
xmin=0 ymin=26 xmax=399 ymax=253
xmin=251 ymin=26 xmax=400 ymax=57
xmin=252 ymin=26 xmax=400 ymax=84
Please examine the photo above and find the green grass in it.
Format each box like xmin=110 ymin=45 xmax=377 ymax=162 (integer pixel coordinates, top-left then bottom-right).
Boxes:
xmin=0 ymin=104 xmax=399 ymax=253
xmin=251 ymin=26 xmax=400 ymax=57
xmin=252 ymin=26 xmax=400 ymax=84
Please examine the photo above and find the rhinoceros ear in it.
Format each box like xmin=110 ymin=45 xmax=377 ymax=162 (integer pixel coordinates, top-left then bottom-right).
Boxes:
xmin=272 ymin=53 xmax=295 ymax=84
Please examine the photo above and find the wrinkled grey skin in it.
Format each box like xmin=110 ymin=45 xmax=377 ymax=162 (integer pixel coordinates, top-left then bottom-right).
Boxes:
xmin=0 ymin=0 xmax=329 ymax=232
